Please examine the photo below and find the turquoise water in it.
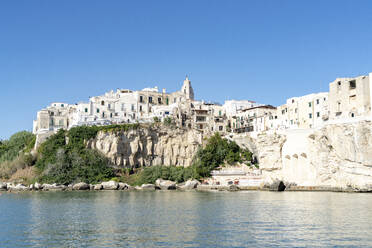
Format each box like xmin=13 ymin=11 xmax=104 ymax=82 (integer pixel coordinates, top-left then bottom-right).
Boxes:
xmin=0 ymin=191 xmax=371 ymax=247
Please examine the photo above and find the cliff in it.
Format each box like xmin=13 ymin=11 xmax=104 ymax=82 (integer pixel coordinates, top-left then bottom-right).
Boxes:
xmin=86 ymin=125 xmax=203 ymax=168
xmin=232 ymin=120 xmax=372 ymax=191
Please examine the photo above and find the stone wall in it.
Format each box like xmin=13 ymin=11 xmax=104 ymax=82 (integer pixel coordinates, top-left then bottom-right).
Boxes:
xmin=232 ymin=120 xmax=372 ymax=190
xmin=87 ymin=126 xmax=203 ymax=168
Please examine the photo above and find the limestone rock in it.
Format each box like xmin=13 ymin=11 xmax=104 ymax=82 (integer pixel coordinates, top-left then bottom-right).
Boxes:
xmin=101 ymin=181 xmax=119 ymax=190
xmin=232 ymin=121 xmax=372 ymax=191
xmin=155 ymin=179 xmax=176 ymax=190
xmin=140 ymin=184 xmax=156 ymax=191
xmin=34 ymin=182 xmax=42 ymax=190
xmin=93 ymin=184 xmax=103 ymax=190
xmin=42 ymin=183 xmax=67 ymax=191
xmin=72 ymin=182 xmax=90 ymax=190
xmin=0 ymin=182 xmax=7 ymax=191
xmin=118 ymin=182 xmax=132 ymax=190
xmin=87 ymin=126 xmax=202 ymax=168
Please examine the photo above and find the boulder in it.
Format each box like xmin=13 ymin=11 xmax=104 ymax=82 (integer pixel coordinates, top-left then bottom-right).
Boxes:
xmin=0 ymin=182 xmax=7 ymax=191
xmin=42 ymin=183 xmax=67 ymax=191
xmin=72 ymin=182 xmax=90 ymax=190
xmin=118 ymin=182 xmax=132 ymax=190
xmin=178 ymin=179 xmax=200 ymax=190
xmin=155 ymin=179 xmax=176 ymax=190
xmin=101 ymin=181 xmax=119 ymax=190
xmin=89 ymin=184 xmax=94 ymax=190
xmin=8 ymin=183 xmax=28 ymax=191
xmin=29 ymin=184 xmax=34 ymax=190
xmin=34 ymin=182 xmax=42 ymax=190
xmin=228 ymin=184 xmax=240 ymax=191
xmin=93 ymin=184 xmax=103 ymax=190
xmin=140 ymin=184 xmax=156 ymax=191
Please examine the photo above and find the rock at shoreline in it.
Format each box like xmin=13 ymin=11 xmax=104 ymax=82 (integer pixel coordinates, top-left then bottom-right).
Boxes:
xmin=93 ymin=184 xmax=103 ymax=190
xmin=228 ymin=184 xmax=240 ymax=191
xmin=34 ymin=182 xmax=42 ymax=190
xmin=0 ymin=182 xmax=7 ymax=191
xmin=177 ymin=179 xmax=200 ymax=190
xmin=42 ymin=183 xmax=67 ymax=191
xmin=118 ymin=182 xmax=132 ymax=190
xmin=155 ymin=179 xmax=176 ymax=190
xmin=102 ymin=181 xmax=119 ymax=190
xmin=140 ymin=184 xmax=156 ymax=191
xmin=72 ymin=182 xmax=90 ymax=190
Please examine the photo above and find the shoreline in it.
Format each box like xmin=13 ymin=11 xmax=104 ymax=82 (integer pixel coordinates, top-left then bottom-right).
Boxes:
xmin=1 ymin=183 xmax=371 ymax=193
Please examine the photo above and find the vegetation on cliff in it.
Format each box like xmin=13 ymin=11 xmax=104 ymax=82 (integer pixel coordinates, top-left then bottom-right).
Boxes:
xmin=120 ymin=133 xmax=255 ymax=185
xmin=0 ymin=131 xmax=36 ymax=179
xmin=1 ymin=125 xmax=255 ymax=186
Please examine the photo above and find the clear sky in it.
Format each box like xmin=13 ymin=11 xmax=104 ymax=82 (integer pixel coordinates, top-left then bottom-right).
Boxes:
xmin=1 ymin=0 xmax=372 ymax=139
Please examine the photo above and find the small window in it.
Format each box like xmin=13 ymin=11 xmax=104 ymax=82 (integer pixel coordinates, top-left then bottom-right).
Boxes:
xmin=317 ymin=112 xmax=320 ymax=117
xmin=61 ymin=104 xmax=64 ymax=107
xmin=84 ymin=108 xmax=88 ymax=113
xmin=158 ymin=97 xmax=161 ymax=104
xmin=219 ymin=111 xmax=222 ymax=116
xmin=166 ymin=98 xmax=169 ymax=105
xmin=149 ymin=96 xmax=153 ymax=103
xmin=295 ymin=108 xmax=297 ymax=113
xmin=349 ymin=80 xmax=356 ymax=89
xmin=96 ymin=108 xmax=100 ymax=113
xmin=139 ymin=106 xmax=142 ymax=112
xmin=316 ymin=99 xmax=319 ymax=105
xmin=108 ymin=104 xmax=111 ymax=109
xmin=219 ymin=126 xmax=223 ymax=131
xmin=101 ymin=101 xmax=105 ymax=106
xmin=102 ymin=112 xmax=105 ymax=118
xmin=351 ymin=113 xmax=355 ymax=117
xmin=308 ymin=102 xmax=312 ymax=107
xmin=131 ymin=104 xmax=134 ymax=111
xmin=140 ymin=96 xmax=143 ymax=103
xmin=309 ymin=113 xmax=312 ymax=119
xmin=292 ymin=99 xmax=294 ymax=103
xmin=338 ymin=81 xmax=341 ymax=86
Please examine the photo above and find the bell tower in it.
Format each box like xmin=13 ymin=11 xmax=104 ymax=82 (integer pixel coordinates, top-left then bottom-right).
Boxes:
xmin=181 ymin=76 xmax=194 ymax=100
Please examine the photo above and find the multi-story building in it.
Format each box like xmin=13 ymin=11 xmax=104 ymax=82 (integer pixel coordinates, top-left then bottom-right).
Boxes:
xmin=329 ymin=73 xmax=372 ymax=120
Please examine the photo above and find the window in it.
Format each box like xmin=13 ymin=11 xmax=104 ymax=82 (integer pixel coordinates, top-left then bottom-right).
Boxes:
xmin=101 ymin=101 xmax=105 ymax=106
xmin=96 ymin=108 xmax=100 ymax=113
xmin=349 ymin=80 xmax=356 ymax=89
xmin=285 ymin=108 xmax=288 ymax=112
xmin=317 ymin=112 xmax=320 ymax=117
xmin=110 ymin=113 xmax=113 ymax=118
xmin=292 ymin=99 xmax=294 ymax=103
xmin=139 ymin=106 xmax=142 ymax=112
xmin=59 ymin=120 xmax=63 ymax=126
xmin=140 ymin=96 xmax=143 ymax=103
xmin=309 ymin=113 xmax=312 ymax=119
xmin=219 ymin=126 xmax=223 ymax=131
xmin=351 ymin=113 xmax=355 ymax=117
xmin=174 ymin=98 xmax=176 ymax=103
xmin=219 ymin=110 xmax=222 ymax=116
xmin=158 ymin=97 xmax=161 ymax=104
xmin=108 ymin=104 xmax=111 ymax=109
xmin=166 ymin=98 xmax=169 ymax=105
xmin=84 ymin=108 xmax=88 ymax=113
xmin=282 ymin=110 xmax=285 ymax=115
xmin=131 ymin=104 xmax=134 ymax=111
xmin=149 ymin=96 xmax=153 ymax=103
xmin=295 ymin=108 xmax=297 ymax=113
xmin=324 ymin=97 xmax=326 ymax=101
xmin=50 ymin=112 xmax=54 ymax=116
xmin=316 ymin=99 xmax=319 ymax=105
xmin=61 ymin=104 xmax=64 ymax=107
xmin=308 ymin=102 xmax=312 ymax=107
xmin=290 ymin=120 xmax=293 ymax=125
xmin=102 ymin=112 xmax=105 ymax=118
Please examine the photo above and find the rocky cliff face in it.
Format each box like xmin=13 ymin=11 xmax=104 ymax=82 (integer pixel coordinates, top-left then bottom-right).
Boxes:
xmin=86 ymin=126 xmax=202 ymax=168
xmin=232 ymin=121 xmax=372 ymax=191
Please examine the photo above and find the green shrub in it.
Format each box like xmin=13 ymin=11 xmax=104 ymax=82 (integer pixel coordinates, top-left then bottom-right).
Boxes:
xmin=0 ymin=131 xmax=36 ymax=163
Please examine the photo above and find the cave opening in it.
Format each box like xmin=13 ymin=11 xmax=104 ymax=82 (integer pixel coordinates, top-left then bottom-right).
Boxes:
xmin=278 ymin=181 xmax=286 ymax=191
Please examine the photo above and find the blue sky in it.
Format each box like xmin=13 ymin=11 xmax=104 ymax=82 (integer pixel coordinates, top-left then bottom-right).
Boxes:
xmin=1 ymin=0 xmax=372 ymax=139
